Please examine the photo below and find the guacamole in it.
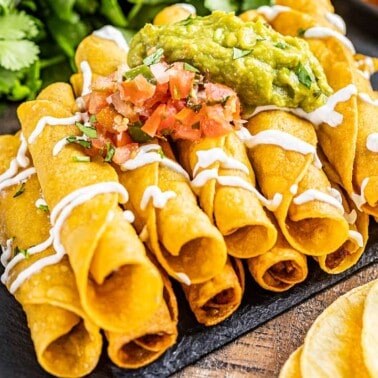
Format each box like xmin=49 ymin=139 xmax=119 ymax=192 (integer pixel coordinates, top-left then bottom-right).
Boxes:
xmin=128 ymin=11 xmax=332 ymax=113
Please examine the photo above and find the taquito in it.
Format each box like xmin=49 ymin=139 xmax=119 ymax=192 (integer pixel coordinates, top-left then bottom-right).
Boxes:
xmin=177 ymin=132 xmax=278 ymax=259
xmin=17 ymin=83 xmax=164 ymax=333
xmin=0 ymin=135 xmax=102 ymax=377
xmin=71 ymin=32 xmax=228 ymax=284
xmin=243 ymin=110 xmax=349 ymax=256
xmin=106 ymin=254 xmax=178 ymax=368
xmin=255 ymin=2 xmax=378 ymax=217
xmin=247 ymin=229 xmax=308 ymax=292
xmin=181 ymin=257 xmax=245 ymax=326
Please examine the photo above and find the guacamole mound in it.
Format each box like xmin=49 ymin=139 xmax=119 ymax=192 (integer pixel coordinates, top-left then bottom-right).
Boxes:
xmin=128 ymin=11 xmax=333 ymax=113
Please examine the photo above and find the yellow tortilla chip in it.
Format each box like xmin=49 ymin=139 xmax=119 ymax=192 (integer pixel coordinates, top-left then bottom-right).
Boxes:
xmin=0 ymin=135 xmax=102 ymax=377
xmin=17 ymin=83 xmax=163 ymax=333
xmin=300 ymin=281 xmax=376 ymax=377
xmin=178 ymin=132 xmax=277 ymax=258
xmin=245 ymin=110 xmax=349 ymax=256
xmin=181 ymin=257 xmax=245 ymax=326
xmin=362 ymin=280 xmax=378 ymax=377
xmin=279 ymin=346 xmax=303 ymax=378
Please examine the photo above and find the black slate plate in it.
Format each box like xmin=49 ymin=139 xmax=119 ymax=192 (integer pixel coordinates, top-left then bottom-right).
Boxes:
xmin=1 ymin=2 xmax=378 ymax=377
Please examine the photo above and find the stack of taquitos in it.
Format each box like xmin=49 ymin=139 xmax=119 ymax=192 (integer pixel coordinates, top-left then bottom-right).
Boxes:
xmin=72 ymin=33 xmax=228 ymax=285
xmin=0 ymin=134 xmax=102 ymax=377
xmin=17 ymin=82 xmax=164 ymax=334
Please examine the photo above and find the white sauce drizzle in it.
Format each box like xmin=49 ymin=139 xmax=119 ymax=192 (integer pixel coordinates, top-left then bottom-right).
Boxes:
xmin=351 ymin=178 xmax=369 ymax=210
xmin=359 ymin=93 xmax=378 ymax=107
xmin=140 ymin=185 xmax=177 ymax=211
xmin=52 ymin=135 xmax=89 ymax=156
xmin=1 ymin=182 xmax=128 ymax=294
xmin=191 ymin=168 xmax=282 ymax=211
xmin=80 ymin=61 xmax=92 ymax=97
xmin=193 ymin=148 xmax=250 ymax=177
xmin=328 ymin=187 xmax=343 ymax=205
xmin=28 ymin=113 xmax=83 ymax=144
xmin=35 ymin=198 xmax=48 ymax=209
xmin=293 ymin=189 xmax=344 ymax=212
xmin=290 ymin=184 xmax=298 ymax=195
xmin=0 ymin=133 xmax=30 ymax=184
xmin=0 ymin=238 xmax=13 ymax=267
xmin=366 ymin=133 xmax=378 ymax=153
xmin=250 ymin=84 xmax=358 ymax=128
xmin=176 ymin=3 xmax=196 ymax=15
xmin=237 ymin=128 xmax=322 ymax=168
xmin=349 ymin=230 xmax=364 ymax=248
xmin=325 ymin=12 xmax=346 ymax=34
xmin=120 ymin=144 xmax=190 ymax=180
xmin=304 ymin=27 xmax=355 ymax=54
xmin=123 ymin=210 xmax=135 ymax=223
xmin=344 ymin=209 xmax=357 ymax=225
xmin=175 ymin=272 xmax=191 ymax=286
xmin=256 ymin=5 xmax=291 ymax=21
xmin=93 ymin=25 xmax=129 ymax=53
xmin=0 ymin=167 xmax=36 ymax=193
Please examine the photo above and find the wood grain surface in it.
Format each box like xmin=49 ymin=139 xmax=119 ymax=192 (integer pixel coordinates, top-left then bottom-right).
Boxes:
xmin=174 ymin=263 xmax=378 ymax=377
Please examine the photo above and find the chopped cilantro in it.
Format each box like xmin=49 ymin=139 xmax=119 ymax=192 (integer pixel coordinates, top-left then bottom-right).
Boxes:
xmin=295 ymin=62 xmax=313 ymax=89
xmin=184 ymin=62 xmax=199 ymax=73
xmin=75 ymin=122 xmax=97 ymax=138
xmin=143 ymin=48 xmax=164 ymax=66
xmin=274 ymin=42 xmax=289 ymax=50
xmin=128 ymin=123 xmax=153 ymax=143
xmin=14 ymin=246 xmax=29 ymax=258
xmin=157 ymin=148 xmax=165 ymax=158
xmin=124 ymin=65 xmax=156 ymax=83
xmin=38 ymin=204 xmax=49 ymax=212
xmin=232 ymin=47 xmax=252 ymax=60
xmin=89 ymin=114 xmax=97 ymax=123
xmin=297 ymin=28 xmax=307 ymax=37
xmin=104 ymin=142 xmax=116 ymax=162
xmin=66 ymin=136 xmax=92 ymax=149
xmin=13 ymin=182 xmax=26 ymax=198
xmin=72 ymin=155 xmax=90 ymax=162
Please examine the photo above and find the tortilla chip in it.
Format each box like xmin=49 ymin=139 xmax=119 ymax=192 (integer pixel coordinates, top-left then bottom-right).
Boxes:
xmin=279 ymin=346 xmax=303 ymax=378
xmin=300 ymin=281 xmax=376 ymax=377
xmin=362 ymin=280 xmax=378 ymax=377
xmin=17 ymin=83 xmax=163 ymax=333
xmin=178 ymin=132 xmax=277 ymax=258
xmin=181 ymin=257 xmax=245 ymax=326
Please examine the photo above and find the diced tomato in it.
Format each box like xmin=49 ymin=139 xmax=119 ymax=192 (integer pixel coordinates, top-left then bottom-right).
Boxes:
xmin=112 ymin=144 xmax=139 ymax=165
xmin=144 ymin=82 xmax=170 ymax=109
xmin=157 ymin=101 xmax=178 ymax=134
xmin=204 ymin=82 xmax=236 ymax=103
xmin=141 ymin=103 xmax=166 ymax=137
xmin=168 ymin=63 xmax=195 ymax=100
xmin=84 ymin=92 xmax=110 ymax=114
xmin=170 ymin=107 xmax=202 ymax=141
xmin=114 ymin=131 xmax=134 ymax=147
xmin=111 ymin=92 xmax=139 ymax=123
xmin=92 ymin=75 xmax=117 ymax=92
xmin=95 ymin=106 xmax=119 ymax=132
xmin=199 ymin=104 xmax=233 ymax=137
xmin=119 ymin=74 xmax=156 ymax=106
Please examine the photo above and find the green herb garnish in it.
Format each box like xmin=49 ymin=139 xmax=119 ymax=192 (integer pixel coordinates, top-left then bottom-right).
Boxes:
xmin=295 ymin=62 xmax=313 ymax=89
xmin=124 ymin=65 xmax=156 ymax=83
xmin=14 ymin=246 xmax=29 ymax=258
xmin=184 ymin=62 xmax=199 ymax=73
xmin=38 ymin=203 xmax=49 ymax=212
xmin=75 ymin=122 xmax=97 ymax=138
xmin=274 ymin=42 xmax=289 ymax=50
xmin=143 ymin=48 xmax=164 ymax=66
xmin=66 ymin=136 xmax=92 ymax=149
xmin=297 ymin=28 xmax=308 ymax=37
xmin=72 ymin=155 xmax=90 ymax=162
xmin=104 ymin=142 xmax=116 ymax=162
xmin=232 ymin=47 xmax=252 ymax=60
xmin=13 ymin=182 xmax=26 ymax=197
xmin=128 ymin=123 xmax=153 ymax=143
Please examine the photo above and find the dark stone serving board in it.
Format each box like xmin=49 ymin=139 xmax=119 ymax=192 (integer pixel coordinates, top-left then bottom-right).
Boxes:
xmin=0 ymin=1 xmax=377 ymax=377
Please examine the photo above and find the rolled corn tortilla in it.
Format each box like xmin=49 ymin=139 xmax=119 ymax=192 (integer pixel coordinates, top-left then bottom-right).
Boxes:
xmin=17 ymin=82 xmax=164 ymax=333
xmin=180 ymin=257 xmax=245 ymax=326
xmin=259 ymin=3 xmax=378 ymax=217
xmin=0 ymin=134 xmax=102 ymax=377
xmin=72 ymin=32 xmax=228 ymax=284
xmin=177 ymin=131 xmax=278 ymax=259
xmin=247 ymin=227 xmax=308 ymax=292
xmin=243 ymin=110 xmax=349 ymax=256
xmin=106 ymin=254 xmax=178 ymax=369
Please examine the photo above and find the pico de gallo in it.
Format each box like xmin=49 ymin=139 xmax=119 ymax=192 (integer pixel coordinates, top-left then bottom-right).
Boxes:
xmin=74 ymin=48 xmax=243 ymax=165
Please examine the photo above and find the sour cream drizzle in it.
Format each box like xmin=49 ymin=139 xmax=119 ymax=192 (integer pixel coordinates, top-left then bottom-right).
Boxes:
xmin=0 ymin=167 xmax=36 ymax=193
xmin=1 ymin=182 xmax=128 ymax=294
xmin=193 ymin=148 xmax=250 ymax=177
xmin=93 ymin=25 xmax=129 ymax=53
xmin=175 ymin=272 xmax=191 ymax=285
xmin=303 ymin=27 xmax=355 ymax=54
xmin=120 ymin=144 xmax=190 ymax=180
xmin=359 ymin=93 xmax=378 ymax=107
xmin=366 ymin=133 xmax=378 ymax=153
xmin=0 ymin=133 xmax=30 ymax=184
xmin=351 ymin=178 xmax=369 ymax=210
xmin=80 ymin=61 xmax=92 ymax=97
xmin=0 ymin=238 xmax=13 ymax=267
xmin=191 ymin=168 xmax=282 ymax=211
xmin=28 ymin=113 xmax=83 ymax=144
xmin=251 ymin=84 xmax=358 ymax=128
xmin=52 ymin=135 xmax=89 ymax=156
xmin=344 ymin=209 xmax=357 ymax=225
xmin=140 ymin=185 xmax=177 ymax=211
xmin=325 ymin=12 xmax=346 ymax=34
xmin=256 ymin=5 xmax=291 ymax=21
xmin=237 ymin=128 xmax=322 ymax=168
xmin=293 ymin=189 xmax=344 ymax=212
xmin=35 ymin=198 xmax=48 ymax=209
xmin=349 ymin=230 xmax=364 ymax=248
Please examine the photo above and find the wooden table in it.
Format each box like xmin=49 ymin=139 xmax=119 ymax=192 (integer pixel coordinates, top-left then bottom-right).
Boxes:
xmin=173 ymin=263 xmax=378 ymax=377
